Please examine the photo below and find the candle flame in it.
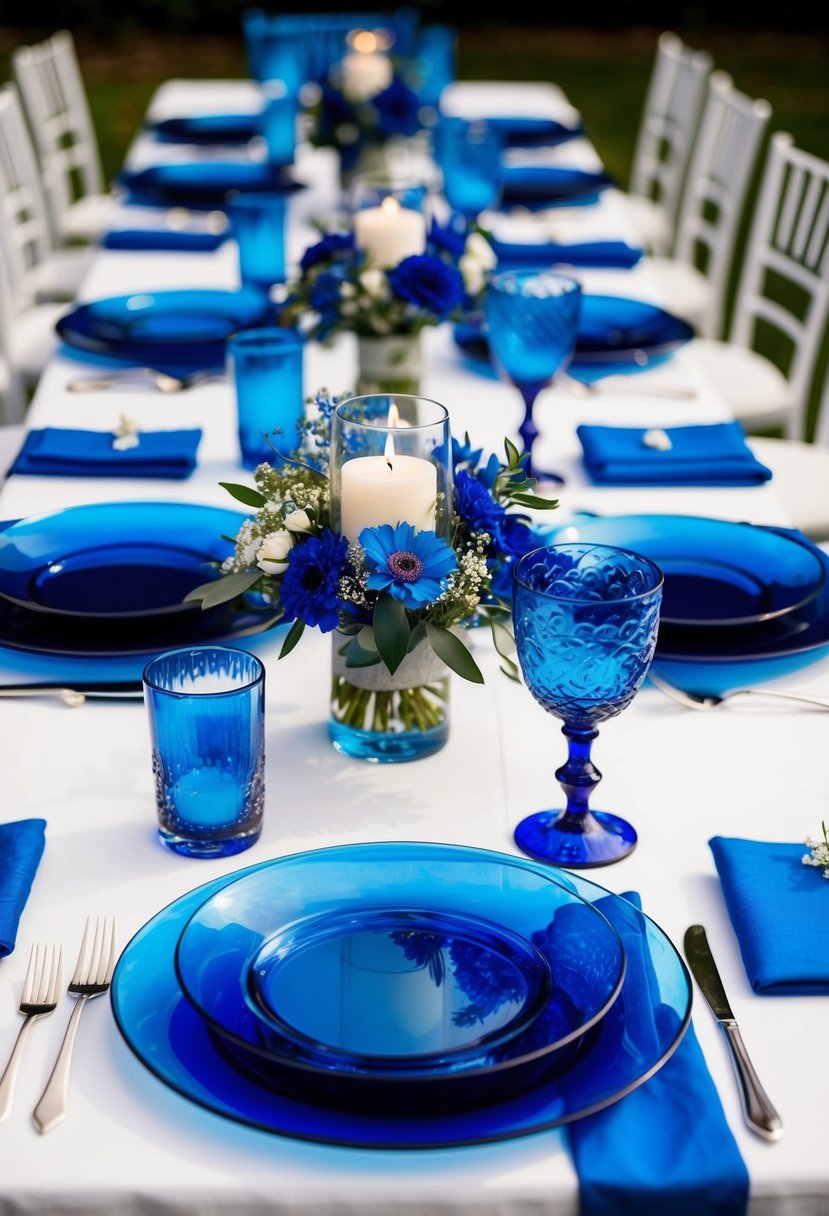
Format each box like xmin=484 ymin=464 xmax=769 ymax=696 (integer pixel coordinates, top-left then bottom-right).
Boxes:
xmin=351 ymin=29 xmax=379 ymax=52
xmin=385 ymin=401 xmax=399 ymax=470
xmin=384 ymin=431 xmax=395 ymax=471
xmin=381 ymin=195 xmax=400 ymax=217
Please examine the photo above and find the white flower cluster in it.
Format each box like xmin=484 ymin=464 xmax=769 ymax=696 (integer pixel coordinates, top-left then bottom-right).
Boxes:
xmin=802 ymin=821 xmax=829 ymax=879
xmin=222 ymin=465 xmax=324 ymax=578
xmin=438 ymin=533 xmax=491 ymax=618
xmin=459 ymin=232 xmax=497 ymax=298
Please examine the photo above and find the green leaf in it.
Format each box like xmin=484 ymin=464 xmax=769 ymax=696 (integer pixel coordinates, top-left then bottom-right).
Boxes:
xmin=218 ymin=481 xmax=267 ymax=508
xmin=278 ymin=617 xmax=306 ymax=659
xmin=357 ymin=625 xmax=379 ymax=653
xmin=425 ymin=624 xmax=484 ymax=684
xmin=183 ymin=569 xmax=261 ymax=609
xmin=490 ymin=619 xmax=517 ymax=660
xmin=406 ymin=620 xmax=427 ymax=653
xmin=373 ymin=595 xmax=411 ymax=675
xmin=346 ymin=635 xmax=382 ymax=668
xmin=510 ymin=492 xmax=560 ymax=510
xmin=504 ymin=437 xmax=521 ymax=467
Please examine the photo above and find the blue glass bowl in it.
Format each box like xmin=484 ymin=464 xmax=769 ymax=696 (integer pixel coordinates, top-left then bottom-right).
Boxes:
xmin=545 ymin=517 xmax=829 ymax=695
xmin=174 ymin=846 xmax=625 ymax=1112
xmin=111 ymin=843 xmax=692 ymax=1148
xmin=56 ymin=288 xmax=274 ymax=366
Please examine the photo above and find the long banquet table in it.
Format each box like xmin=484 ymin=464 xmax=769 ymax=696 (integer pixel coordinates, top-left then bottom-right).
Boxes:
xmin=1 ymin=77 xmax=828 ymax=1216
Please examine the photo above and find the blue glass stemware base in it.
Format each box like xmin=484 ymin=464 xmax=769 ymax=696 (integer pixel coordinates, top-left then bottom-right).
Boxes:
xmin=514 ymin=810 xmax=637 ymax=868
xmin=329 ymin=718 xmax=448 ymax=763
xmin=158 ymin=825 xmax=262 ymax=859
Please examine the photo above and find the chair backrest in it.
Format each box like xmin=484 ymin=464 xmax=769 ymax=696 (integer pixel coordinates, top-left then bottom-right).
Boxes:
xmin=731 ymin=132 xmax=829 ymax=441
xmin=12 ymin=30 xmax=104 ymax=241
xmin=673 ymin=71 xmax=771 ymax=338
xmin=629 ymin=31 xmax=712 ymax=236
xmin=0 ymin=83 xmax=56 ymax=315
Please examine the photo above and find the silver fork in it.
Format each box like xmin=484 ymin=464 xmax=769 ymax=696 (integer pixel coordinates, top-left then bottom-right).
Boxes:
xmin=649 ymin=669 xmax=829 ymax=711
xmin=32 ymin=916 xmax=116 ymax=1134
xmin=0 ymin=944 xmax=62 ymax=1122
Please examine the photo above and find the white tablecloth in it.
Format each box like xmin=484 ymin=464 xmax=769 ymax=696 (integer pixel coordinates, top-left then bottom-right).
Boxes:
xmin=1 ymin=80 xmax=827 ymax=1216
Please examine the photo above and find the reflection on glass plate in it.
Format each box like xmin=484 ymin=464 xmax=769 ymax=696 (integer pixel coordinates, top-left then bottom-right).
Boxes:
xmin=111 ymin=842 xmax=692 ymax=1149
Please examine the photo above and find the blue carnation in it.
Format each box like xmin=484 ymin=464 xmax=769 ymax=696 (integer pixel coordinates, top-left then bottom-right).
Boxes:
xmin=496 ymin=513 xmax=539 ymax=557
xmin=387 ymin=255 xmax=464 ymax=316
xmin=372 ymin=78 xmax=421 ymax=137
xmin=428 ymin=218 xmax=467 ymax=261
xmin=359 ymin=523 xmax=457 ymax=609
xmin=300 ymin=231 xmax=355 ymax=273
xmin=280 ymin=529 xmax=348 ymax=632
xmin=454 ymin=469 xmax=505 ymax=536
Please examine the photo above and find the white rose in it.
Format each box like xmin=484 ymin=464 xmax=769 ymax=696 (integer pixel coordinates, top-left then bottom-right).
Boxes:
xmin=464 ymin=231 xmax=497 ymax=270
xmin=284 ymin=509 xmax=312 ymax=533
xmin=256 ymin=530 xmax=293 ymax=575
xmin=459 ymin=254 xmax=486 ymax=297
xmin=359 ymin=268 xmax=387 ymax=299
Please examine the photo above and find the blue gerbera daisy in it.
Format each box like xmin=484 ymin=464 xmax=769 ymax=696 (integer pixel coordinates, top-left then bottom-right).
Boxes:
xmin=359 ymin=523 xmax=457 ymax=609
xmin=280 ymin=529 xmax=348 ymax=632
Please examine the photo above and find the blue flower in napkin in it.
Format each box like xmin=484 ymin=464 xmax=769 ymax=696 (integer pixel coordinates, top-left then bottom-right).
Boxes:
xmin=577 ymin=421 xmax=773 ymax=486
xmin=9 ymin=428 xmax=203 ymax=480
xmin=0 ymin=819 xmax=46 ymax=958
xmin=710 ymin=836 xmax=829 ymax=994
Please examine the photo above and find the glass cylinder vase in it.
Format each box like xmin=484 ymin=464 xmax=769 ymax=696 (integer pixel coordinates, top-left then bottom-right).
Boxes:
xmin=330 ymin=630 xmax=450 ymax=762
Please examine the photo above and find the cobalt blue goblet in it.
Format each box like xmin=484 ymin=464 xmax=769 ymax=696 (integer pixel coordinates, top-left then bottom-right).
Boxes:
xmin=512 ymin=543 xmax=663 ymax=867
xmin=484 ymin=270 xmax=581 ymax=486
xmin=435 ymin=117 xmax=503 ymax=225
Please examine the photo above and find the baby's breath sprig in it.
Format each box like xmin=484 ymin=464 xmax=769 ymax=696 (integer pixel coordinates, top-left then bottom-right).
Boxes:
xmin=803 ymin=821 xmax=829 ymax=878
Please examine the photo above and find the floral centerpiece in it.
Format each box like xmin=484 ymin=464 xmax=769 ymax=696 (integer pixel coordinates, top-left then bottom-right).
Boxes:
xmin=186 ymin=391 xmax=557 ymax=762
xmin=310 ymin=70 xmax=423 ymax=184
xmin=283 ymin=220 xmax=496 ymax=395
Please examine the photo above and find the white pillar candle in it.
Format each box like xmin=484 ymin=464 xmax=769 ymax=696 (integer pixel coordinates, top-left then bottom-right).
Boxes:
xmin=340 ymin=50 xmax=393 ymax=103
xmin=353 ymin=196 xmax=427 ymax=269
xmin=341 ymin=449 xmax=437 ymax=540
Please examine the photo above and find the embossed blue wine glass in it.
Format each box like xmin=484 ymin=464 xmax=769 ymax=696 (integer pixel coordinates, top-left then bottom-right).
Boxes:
xmin=484 ymin=270 xmax=581 ymax=486
xmin=512 ymin=543 xmax=663 ymax=867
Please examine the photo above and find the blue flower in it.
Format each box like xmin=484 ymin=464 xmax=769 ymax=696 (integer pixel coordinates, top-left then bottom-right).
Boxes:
xmin=428 ymin=218 xmax=467 ymax=261
xmin=300 ymin=231 xmax=355 ymax=273
xmin=387 ymin=255 xmax=464 ymax=316
xmin=372 ymin=78 xmax=421 ymax=137
xmin=451 ymin=434 xmax=484 ymax=472
xmin=454 ymin=469 xmax=506 ymax=536
xmin=359 ymin=523 xmax=457 ymax=609
xmin=497 ymin=513 xmax=540 ymax=558
xmin=280 ymin=529 xmax=348 ymax=632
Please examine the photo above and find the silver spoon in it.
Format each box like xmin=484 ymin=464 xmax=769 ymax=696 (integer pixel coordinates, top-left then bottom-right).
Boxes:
xmin=649 ymin=669 xmax=829 ymax=711
xmin=66 ymin=369 xmax=222 ymax=394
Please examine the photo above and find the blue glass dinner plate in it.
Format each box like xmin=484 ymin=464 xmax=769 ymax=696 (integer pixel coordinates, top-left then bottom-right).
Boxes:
xmin=174 ymin=849 xmax=625 ymax=1112
xmin=544 ymin=517 xmax=829 ymax=695
xmin=56 ymin=289 xmax=273 ymax=367
xmin=454 ymin=296 xmax=694 ymax=378
xmin=499 ymin=166 xmax=613 ymax=208
xmin=149 ymin=113 xmax=263 ymax=145
xmin=110 ymin=841 xmax=692 ymax=1149
xmin=118 ymin=162 xmax=304 ymax=209
xmin=0 ymin=502 xmax=280 ymax=657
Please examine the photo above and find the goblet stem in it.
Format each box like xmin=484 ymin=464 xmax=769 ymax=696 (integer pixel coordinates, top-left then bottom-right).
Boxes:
xmin=517 ymin=381 xmax=543 ymax=480
xmin=554 ymin=725 xmax=602 ymax=830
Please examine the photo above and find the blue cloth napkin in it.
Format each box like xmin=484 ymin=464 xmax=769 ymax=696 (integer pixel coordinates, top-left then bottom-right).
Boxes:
xmin=710 ymin=836 xmax=829 ymax=994
xmin=568 ymin=892 xmax=748 ymax=1216
xmin=577 ymin=421 xmax=773 ymax=486
xmin=0 ymin=819 xmax=46 ymax=958
xmin=9 ymin=427 xmax=202 ymax=480
xmin=492 ymin=238 xmax=642 ymax=268
xmin=102 ymin=229 xmax=227 ymax=252
xmin=500 ymin=165 xmax=614 ymax=207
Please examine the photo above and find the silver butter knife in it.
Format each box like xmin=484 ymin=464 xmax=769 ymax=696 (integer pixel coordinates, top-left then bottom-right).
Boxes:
xmin=684 ymin=925 xmax=783 ymax=1142
xmin=0 ymin=682 xmax=144 ymax=706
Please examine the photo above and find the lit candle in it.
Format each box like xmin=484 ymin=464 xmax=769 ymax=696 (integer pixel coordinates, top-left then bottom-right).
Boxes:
xmin=340 ymin=406 xmax=437 ymax=540
xmin=353 ymin=196 xmax=427 ymax=269
xmin=340 ymin=49 xmax=393 ymax=102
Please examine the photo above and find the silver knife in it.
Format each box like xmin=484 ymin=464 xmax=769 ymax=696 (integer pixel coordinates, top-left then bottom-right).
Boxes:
xmin=0 ymin=682 xmax=144 ymax=706
xmin=684 ymin=925 xmax=783 ymax=1142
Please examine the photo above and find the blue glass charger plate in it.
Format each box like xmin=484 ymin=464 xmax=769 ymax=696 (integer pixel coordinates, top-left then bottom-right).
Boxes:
xmin=545 ymin=517 xmax=829 ymax=695
xmin=56 ymin=288 xmax=273 ymax=367
xmin=454 ymin=296 xmax=694 ymax=378
xmin=118 ymin=162 xmax=304 ymax=209
xmin=0 ymin=502 xmax=280 ymax=657
xmin=500 ymin=165 xmax=613 ymax=208
xmin=110 ymin=841 xmax=692 ymax=1149
xmin=174 ymin=848 xmax=625 ymax=1111
xmin=149 ymin=113 xmax=263 ymax=145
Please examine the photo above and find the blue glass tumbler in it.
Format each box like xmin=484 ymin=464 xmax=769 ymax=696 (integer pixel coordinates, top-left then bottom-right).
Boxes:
xmin=436 ymin=116 xmax=503 ymax=224
xmin=229 ymin=327 xmax=305 ymax=469
xmin=261 ymin=86 xmax=298 ymax=168
xmin=512 ymin=543 xmax=663 ymax=867
xmin=227 ymin=192 xmax=287 ymax=293
xmin=143 ymin=646 xmax=265 ymax=859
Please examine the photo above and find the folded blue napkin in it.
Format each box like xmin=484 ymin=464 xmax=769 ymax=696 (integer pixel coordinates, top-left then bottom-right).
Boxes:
xmin=102 ymin=229 xmax=227 ymax=252
xmin=500 ymin=165 xmax=614 ymax=207
xmin=568 ymin=892 xmax=748 ymax=1216
xmin=0 ymin=819 xmax=46 ymax=958
xmin=487 ymin=115 xmax=583 ymax=147
xmin=9 ymin=427 xmax=202 ymax=479
xmin=710 ymin=836 xmax=829 ymax=994
xmin=577 ymin=421 xmax=773 ymax=486
xmin=492 ymin=238 xmax=642 ymax=268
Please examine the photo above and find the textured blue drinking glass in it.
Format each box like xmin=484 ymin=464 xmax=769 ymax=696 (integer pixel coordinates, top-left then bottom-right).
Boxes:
xmin=512 ymin=544 xmax=663 ymax=867
xmin=229 ymin=327 xmax=305 ymax=469
xmin=227 ymin=193 xmax=287 ymax=294
xmin=261 ymin=85 xmax=298 ymax=168
xmin=412 ymin=24 xmax=457 ymax=111
xmin=435 ymin=117 xmax=503 ymax=224
xmin=143 ymin=646 xmax=265 ymax=859
xmin=484 ymin=270 xmax=581 ymax=485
